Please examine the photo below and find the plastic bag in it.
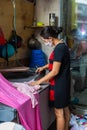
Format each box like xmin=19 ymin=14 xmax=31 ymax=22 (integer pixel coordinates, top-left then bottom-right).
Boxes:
xmin=69 ymin=114 xmax=78 ymax=127
xmin=71 ymin=125 xmax=85 ymax=130
xmin=70 ymin=114 xmax=85 ymax=130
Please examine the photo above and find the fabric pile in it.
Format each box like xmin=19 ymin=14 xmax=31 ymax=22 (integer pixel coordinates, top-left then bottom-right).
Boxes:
xmin=0 ymin=73 xmax=42 ymax=130
xmin=70 ymin=113 xmax=87 ymax=130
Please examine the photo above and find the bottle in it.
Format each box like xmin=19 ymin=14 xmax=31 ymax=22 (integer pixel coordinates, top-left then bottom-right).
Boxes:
xmin=49 ymin=13 xmax=56 ymax=26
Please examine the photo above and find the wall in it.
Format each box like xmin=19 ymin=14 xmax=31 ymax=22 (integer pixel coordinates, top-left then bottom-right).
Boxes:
xmin=35 ymin=0 xmax=60 ymax=26
xmin=0 ymin=0 xmax=61 ymax=68
xmin=0 ymin=0 xmax=34 ymax=68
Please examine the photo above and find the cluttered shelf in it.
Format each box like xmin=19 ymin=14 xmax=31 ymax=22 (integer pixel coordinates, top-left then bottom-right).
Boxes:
xmin=24 ymin=13 xmax=57 ymax=30
xmin=24 ymin=21 xmax=46 ymax=29
xmin=24 ymin=25 xmax=46 ymax=30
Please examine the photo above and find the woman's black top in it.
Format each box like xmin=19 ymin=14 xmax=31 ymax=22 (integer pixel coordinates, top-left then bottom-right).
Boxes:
xmin=48 ymin=43 xmax=71 ymax=108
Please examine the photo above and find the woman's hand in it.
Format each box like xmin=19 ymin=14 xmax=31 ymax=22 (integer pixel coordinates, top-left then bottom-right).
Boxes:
xmin=29 ymin=80 xmax=40 ymax=86
xmin=36 ymin=67 xmax=44 ymax=73
xmin=36 ymin=64 xmax=49 ymax=73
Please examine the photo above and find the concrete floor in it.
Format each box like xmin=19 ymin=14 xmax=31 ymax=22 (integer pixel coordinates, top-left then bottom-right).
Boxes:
xmin=47 ymin=120 xmax=71 ymax=130
xmin=47 ymin=120 xmax=56 ymax=130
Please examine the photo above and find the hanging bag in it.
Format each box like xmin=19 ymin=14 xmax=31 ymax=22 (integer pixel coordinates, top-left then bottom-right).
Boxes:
xmin=8 ymin=30 xmax=23 ymax=50
xmin=0 ymin=27 xmax=7 ymax=57
xmin=0 ymin=27 xmax=7 ymax=46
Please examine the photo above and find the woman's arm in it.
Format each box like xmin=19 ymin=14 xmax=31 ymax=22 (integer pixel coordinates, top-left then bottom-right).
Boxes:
xmin=36 ymin=64 xmax=49 ymax=73
xmin=42 ymin=64 xmax=49 ymax=70
xmin=30 ymin=61 xmax=61 ymax=85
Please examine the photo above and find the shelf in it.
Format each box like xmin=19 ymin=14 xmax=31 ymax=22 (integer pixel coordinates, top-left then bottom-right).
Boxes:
xmin=0 ymin=66 xmax=29 ymax=73
xmin=24 ymin=25 xmax=45 ymax=30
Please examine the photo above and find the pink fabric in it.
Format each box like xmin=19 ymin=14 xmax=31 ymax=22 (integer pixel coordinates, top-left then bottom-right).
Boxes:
xmin=0 ymin=73 xmax=42 ymax=130
xmin=12 ymin=81 xmax=40 ymax=108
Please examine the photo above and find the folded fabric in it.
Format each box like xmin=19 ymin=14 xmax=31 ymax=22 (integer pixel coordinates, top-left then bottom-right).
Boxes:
xmin=12 ymin=81 xmax=41 ymax=108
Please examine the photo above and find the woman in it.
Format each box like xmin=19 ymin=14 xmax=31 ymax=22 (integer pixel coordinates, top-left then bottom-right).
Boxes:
xmin=30 ymin=26 xmax=71 ymax=130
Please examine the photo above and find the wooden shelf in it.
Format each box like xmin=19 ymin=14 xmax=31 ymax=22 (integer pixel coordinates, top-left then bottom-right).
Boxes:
xmin=0 ymin=66 xmax=29 ymax=73
xmin=24 ymin=25 xmax=45 ymax=29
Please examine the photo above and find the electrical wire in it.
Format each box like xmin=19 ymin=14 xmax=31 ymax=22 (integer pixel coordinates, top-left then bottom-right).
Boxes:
xmin=11 ymin=0 xmax=26 ymax=67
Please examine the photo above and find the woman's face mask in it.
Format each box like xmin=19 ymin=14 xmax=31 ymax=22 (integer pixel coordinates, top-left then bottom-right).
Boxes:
xmin=45 ymin=41 xmax=53 ymax=47
xmin=41 ymin=36 xmax=53 ymax=47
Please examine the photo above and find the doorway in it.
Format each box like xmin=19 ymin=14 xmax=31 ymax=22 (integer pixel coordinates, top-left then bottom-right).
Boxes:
xmin=62 ymin=0 xmax=87 ymax=115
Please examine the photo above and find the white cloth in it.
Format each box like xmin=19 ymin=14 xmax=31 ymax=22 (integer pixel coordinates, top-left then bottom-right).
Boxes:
xmin=0 ymin=122 xmax=25 ymax=130
xmin=12 ymin=80 xmax=41 ymax=108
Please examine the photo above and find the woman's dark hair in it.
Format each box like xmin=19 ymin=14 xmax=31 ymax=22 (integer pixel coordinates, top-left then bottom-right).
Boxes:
xmin=40 ymin=26 xmax=63 ymax=39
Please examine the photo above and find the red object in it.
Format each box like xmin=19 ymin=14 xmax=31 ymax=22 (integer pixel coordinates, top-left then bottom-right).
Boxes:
xmin=0 ymin=27 xmax=7 ymax=45
xmin=49 ymin=90 xmax=55 ymax=101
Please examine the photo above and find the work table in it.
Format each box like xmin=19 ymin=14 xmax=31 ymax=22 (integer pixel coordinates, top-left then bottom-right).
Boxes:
xmin=1 ymin=72 xmax=55 ymax=130
xmin=8 ymin=74 xmax=49 ymax=93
